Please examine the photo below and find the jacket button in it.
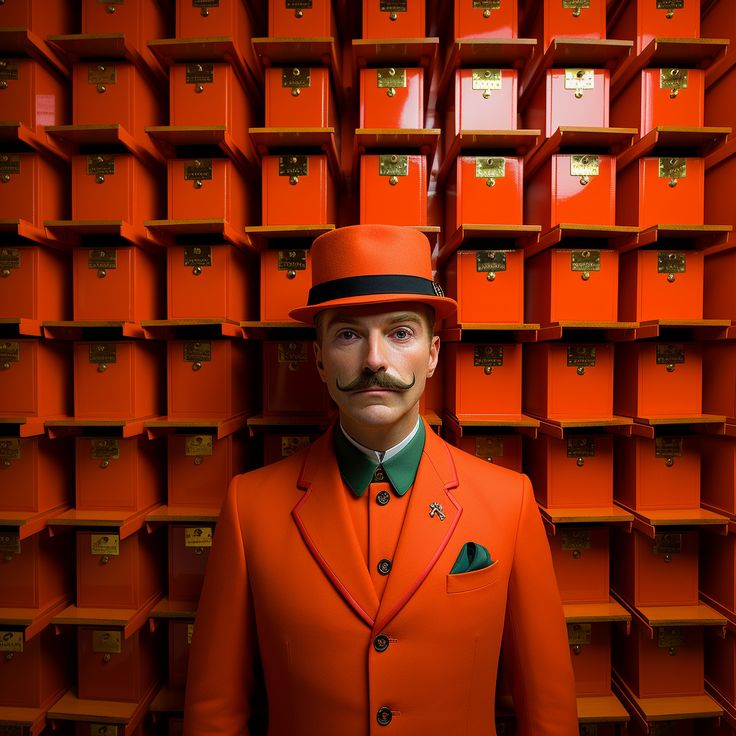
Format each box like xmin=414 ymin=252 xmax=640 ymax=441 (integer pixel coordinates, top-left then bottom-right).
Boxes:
xmin=376 ymin=490 xmax=391 ymax=506
xmin=377 ymin=707 xmax=393 ymax=726
xmin=377 ymin=558 xmax=392 ymax=575
xmin=373 ymin=467 xmax=386 ymax=482
xmin=374 ymin=634 xmax=390 ymax=652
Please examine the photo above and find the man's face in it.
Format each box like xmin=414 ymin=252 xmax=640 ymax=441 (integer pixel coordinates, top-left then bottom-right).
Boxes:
xmin=313 ymin=303 xmax=439 ymax=438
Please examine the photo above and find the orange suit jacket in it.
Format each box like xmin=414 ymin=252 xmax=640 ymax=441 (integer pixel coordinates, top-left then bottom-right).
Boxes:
xmin=184 ymin=421 xmax=578 ymax=735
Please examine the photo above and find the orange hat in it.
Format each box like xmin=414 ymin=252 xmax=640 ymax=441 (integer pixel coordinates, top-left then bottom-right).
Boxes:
xmin=289 ymin=224 xmax=457 ymax=324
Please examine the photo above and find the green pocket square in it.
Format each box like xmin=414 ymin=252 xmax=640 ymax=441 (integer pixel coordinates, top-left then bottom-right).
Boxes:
xmin=450 ymin=542 xmax=493 ymax=574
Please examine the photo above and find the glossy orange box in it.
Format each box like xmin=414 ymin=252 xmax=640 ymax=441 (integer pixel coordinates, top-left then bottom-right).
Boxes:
xmin=548 ymin=525 xmax=609 ymax=604
xmin=524 ymin=434 xmax=613 ymax=509
xmin=0 ymin=0 xmax=74 ymax=37
xmin=706 ymin=627 xmax=736 ymax=707
xmin=568 ymin=621 xmax=610 ymax=696
xmin=611 ymin=528 xmax=698 ymax=607
xmin=0 ymin=625 xmax=72 ymax=709
xmin=0 ymin=152 xmax=67 ymax=227
xmin=0 ymin=57 xmax=67 ymax=130
xmin=452 ymin=433 xmax=522 ymax=473
xmin=167 ymin=431 xmax=248 ymax=508
xmin=260 ymin=246 xmax=313 ymax=322
xmin=73 ymin=153 xmax=161 ymax=225
xmin=263 ymin=431 xmax=318 ymax=465
xmin=362 ymin=0 xmax=424 ymax=38
xmin=168 ymin=157 xmax=251 ymax=231
xmin=360 ymin=153 xmax=427 ymax=225
xmin=525 ymin=247 xmax=619 ymax=323
xmin=614 ymin=342 xmax=702 ymax=418
xmin=0 ymin=435 xmax=72 ymax=512
xmin=0 ymin=528 xmax=72 ymax=609
xmin=77 ymin=624 xmax=161 ymax=702
xmin=168 ymin=619 xmax=193 ymax=692
xmin=263 ymin=340 xmax=332 ymax=416
xmin=613 ymin=624 xmax=703 ymax=698
xmin=523 ymin=68 xmax=610 ymax=137
xmin=442 ymin=249 xmax=524 ymax=324
xmin=169 ymin=523 xmax=213 ymax=603
xmin=269 ymin=0 xmax=335 ymax=37
xmin=444 ymin=343 xmax=522 ymax=417
xmin=359 ymin=67 xmax=423 ymax=129
xmin=168 ymin=243 xmax=254 ymax=321
xmin=614 ymin=435 xmax=699 ymax=512
xmin=452 ymin=0 xmax=517 ymax=40
xmin=522 ymin=0 xmax=606 ymax=48
xmin=75 ymin=436 xmax=163 ymax=513
xmin=76 ymin=528 xmax=163 ymax=610
xmin=700 ymin=531 xmax=736 ymax=614
xmin=523 ymin=342 xmax=614 ymax=419
xmin=445 ymin=156 xmax=523 ymax=235
xmin=265 ymin=66 xmax=335 ymax=128
xmin=0 ymin=338 xmax=70 ymax=418
xmin=0 ymin=244 xmax=70 ymax=322
xmin=617 ymin=157 xmax=704 ymax=228
xmin=700 ymin=436 xmax=736 ymax=518
xmin=525 ymin=153 xmax=616 ymax=231
xmin=74 ymin=341 xmax=162 ymax=420
xmin=611 ymin=68 xmax=704 ymax=136
xmin=74 ymin=245 xmax=163 ymax=322
xmin=167 ymin=339 xmax=254 ymax=419
xmin=618 ymin=248 xmax=703 ymax=322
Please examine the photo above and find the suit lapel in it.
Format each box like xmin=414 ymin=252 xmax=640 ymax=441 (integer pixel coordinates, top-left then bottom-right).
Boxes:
xmin=292 ymin=430 xmax=380 ymax=628
xmin=374 ymin=424 xmax=462 ymax=633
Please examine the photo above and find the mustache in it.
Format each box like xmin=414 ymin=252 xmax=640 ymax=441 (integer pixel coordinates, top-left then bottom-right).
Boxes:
xmin=335 ymin=370 xmax=416 ymax=392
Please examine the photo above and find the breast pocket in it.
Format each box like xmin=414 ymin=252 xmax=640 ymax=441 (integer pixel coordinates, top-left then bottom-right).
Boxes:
xmin=446 ymin=559 xmax=502 ymax=594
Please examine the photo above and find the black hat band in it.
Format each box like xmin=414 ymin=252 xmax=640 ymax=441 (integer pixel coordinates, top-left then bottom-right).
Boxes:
xmin=307 ymin=274 xmax=444 ymax=306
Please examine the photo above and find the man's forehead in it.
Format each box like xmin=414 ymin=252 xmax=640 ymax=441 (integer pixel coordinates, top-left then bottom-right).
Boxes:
xmin=318 ymin=303 xmax=432 ymax=326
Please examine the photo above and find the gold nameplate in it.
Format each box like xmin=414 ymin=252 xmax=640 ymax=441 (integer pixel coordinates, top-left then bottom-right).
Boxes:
xmin=654 ymin=532 xmax=682 ymax=555
xmin=571 ymin=250 xmax=601 ymax=272
xmin=186 ymin=63 xmax=214 ymax=84
xmin=88 ymin=249 xmax=117 ymax=270
xmin=561 ymin=529 xmax=590 ymax=551
xmin=476 ymin=251 xmax=507 ymax=273
xmin=659 ymin=158 xmax=687 ymax=179
xmin=562 ymin=0 xmax=590 ymax=7
xmin=473 ymin=0 xmax=501 ymax=7
xmin=88 ymin=64 xmax=116 ymax=84
xmin=0 ymin=60 xmax=19 ymax=81
xmin=282 ymin=436 xmax=311 ymax=457
xmin=91 ymin=534 xmax=120 ymax=556
xmin=474 ymin=345 xmax=503 ymax=367
xmin=564 ymin=69 xmax=595 ymax=91
xmin=89 ymin=343 xmax=116 ymax=365
xmin=91 ymin=439 xmax=119 ymax=460
xmin=278 ymin=342 xmax=308 ymax=363
xmin=0 ymin=632 xmax=23 ymax=653
xmin=377 ymin=68 xmax=407 ymax=88
xmin=0 ymin=155 xmax=21 ymax=175
xmin=475 ymin=157 xmax=506 ymax=179
xmin=0 ymin=438 xmax=21 ymax=462
xmin=472 ymin=69 xmax=502 ymax=91
xmin=282 ymin=67 xmax=311 ymax=88
xmin=660 ymin=68 xmax=688 ymax=91
xmin=87 ymin=155 xmax=115 ymax=176
xmin=286 ymin=0 xmax=312 ymax=7
xmin=658 ymin=627 xmax=685 ymax=648
xmin=567 ymin=623 xmax=591 ymax=646
xmin=184 ymin=246 xmax=212 ymax=268
xmin=93 ymin=630 xmax=122 ymax=654
xmin=185 ymin=159 xmax=213 ymax=181
xmin=278 ymin=250 xmax=307 ymax=271
xmin=655 ymin=437 xmax=683 ymax=458
xmin=475 ymin=436 xmax=504 ymax=459
xmin=656 ymin=344 xmax=685 ymax=365
xmin=0 ymin=532 xmax=21 ymax=555
xmin=379 ymin=155 xmax=408 ymax=177
xmin=185 ymin=435 xmax=214 ymax=457
xmin=279 ymin=155 xmax=308 ymax=177
xmin=657 ymin=252 xmax=686 ymax=274
xmin=89 ymin=725 xmax=118 ymax=736
xmin=0 ymin=342 xmax=19 ymax=364
xmin=184 ymin=341 xmax=212 ymax=363
xmin=185 ymin=527 xmax=213 ymax=548
xmin=657 ymin=0 xmax=684 ymax=8
xmin=567 ymin=346 xmax=596 ymax=367
xmin=380 ymin=0 xmax=407 ymax=11
xmin=0 ymin=248 xmax=20 ymax=270
xmin=567 ymin=437 xmax=595 ymax=458
xmin=187 ymin=623 xmax=194 ymax=645
xmin=570 ymin=155 xmax=599 ymax=177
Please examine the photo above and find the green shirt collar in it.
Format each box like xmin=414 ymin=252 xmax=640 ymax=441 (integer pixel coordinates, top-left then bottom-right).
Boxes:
xmin=334 ymin=421 xmax=426 ymax=498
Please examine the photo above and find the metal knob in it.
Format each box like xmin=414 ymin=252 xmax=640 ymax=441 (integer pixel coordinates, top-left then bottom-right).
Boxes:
xmin=195 ymin=547 xmax=204 ymax=555
xmin=576 ymin=457 xmax=584 ymax=467
xmin=201 ymin=6 xmax=209 ymax=16
xmin=292 ymin=88 xmax=300 ymax=97
xmin=287 ymin=270 xmax=297 ymax=279
xmin=484 ymin=366 xmax=493 ymax=375
xmin=96 ymin=175 xmax=105 ymax=184
xmin=387 ymin=87 xmax=396 ymax=97
xmin=97 ymin=269 xmax=106 ymax=278
xmin=295 ymin=8 xmax=303 ymax=17
xmin=193 ymin=266 xmax=202 ymax=276
xmin=195 ymin=84 xmax=204 ymax=93
xmin=482 ymin=89 xmax=491 ymax=99
xmin=668 ymin=646 xmax=677 ymax=655
xmin=5 ymin=653 xmax=13 ymax=661
xmin=577 ymin=367 xmax=585 ymax=376
xmin=97 ymin=364 xmax=107 ymax=373
xmin=666 ymin=364 xmax=675 ymax=373
xmin=572 ymin=549 xmax=581 ymax=559
xmin=194 ymin=456 xmax=203 ymax=466
xmin=487 ymin=272 xmax=495 ymax=282
xmin=486 ymin=178 xmax=495 ymax=187
xmin=0 ymin=81 xmax=7 ymax=90
xmin=572 ymin=7 xmax=581 ymax=16
xmin=575 ymin=90 xmax=583 ymax=99
xmin=97 ymin=84 xmax=106 ymax=93
xmin=389 ymin=176 xmax=398 ymax=186
xmin=100 ymin=459 xmax=110 ymax=469
xmin=389 ymin=12 xmax=398 ymax=20
xmin=101 ymin=555 xmax=110 ymax=565
xmin=2 ymin=459 xmax=11 ymax=467
xmin=669 ymin=179 xmax=678 ymax=188
xmin=0 ymin=175 xmax=9 ymax=183
xmin=194 ymin=180 xmax=203 ymax=189
xmin=670 ymin=88 xmax=679 ymax=99
xmin=581 ymin=271 xmax=590 ymax=281
xmin=483 ymin=8 xmax=491 ymax=17
xmin=1 ymin=362 xmax=10 ymax=370
xmin=106 ymin=4 xmax=116 ymax=13
xmin=667 ymin=273 xmax=676 ymax=283
xmin=572 ymin=644 xmax=581 ymax=655
xmin=664 ymin=554 xmax=672 ymax=563
xmin=289 ymin=176 xmax=299 ymax=185
xmin=579 ymin=175 xmax=590 ymax=186
xmin=1 ymin=269 xmax=10 ymax=278
xmin=665 ymin=457 xmax=674 ymax=467
xmin=103 ymin=653 xmax=112 ymax=663
xmin=666 ymin=10 xmax=674 ymax=18
xmin=193 ymin=361 xmax=202 ymax=371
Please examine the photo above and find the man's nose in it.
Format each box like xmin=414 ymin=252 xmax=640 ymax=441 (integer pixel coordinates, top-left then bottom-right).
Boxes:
xmin=363 ymin=331 xmax=389 ymax=373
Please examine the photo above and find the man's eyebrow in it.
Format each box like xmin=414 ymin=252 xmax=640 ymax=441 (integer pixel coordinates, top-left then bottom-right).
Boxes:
xmin=327 ymin=312 xmax=424 ymax=327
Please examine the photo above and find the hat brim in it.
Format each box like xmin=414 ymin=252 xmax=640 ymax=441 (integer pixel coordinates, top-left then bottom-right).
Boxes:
xmin=289 ymin=293 xmax=458 ymax=325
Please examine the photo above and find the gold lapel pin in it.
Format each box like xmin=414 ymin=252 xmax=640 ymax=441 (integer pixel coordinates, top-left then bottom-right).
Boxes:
xmin=429 ymin=502 xmax=446 ymax=521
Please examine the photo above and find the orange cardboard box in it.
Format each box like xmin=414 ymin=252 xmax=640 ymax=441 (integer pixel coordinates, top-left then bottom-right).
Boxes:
xmin=362 ymin=0 xmax=424 ymax=38
xmin=700 ymin=435 xmax=736 ymax=518
xmin=0 ymin=0 xmax=74 ymax=38
xmin=360 ymin=153 xmax=427 ymax=226
xmin=360 ymin=67 xmax=423 ymax=129
xmin=568 ymin=621 xmax=611 ymax=696
xmin=168 ymin=523 xmax=213 ymax=603
xmin=521 ymin=0 xmax=606 ymax=49
xmin=548 ymin=525 xmax=609 ymax=604
xmin=608 ymin=0 xmax=700 ymax=54
xmin=452 ymin=0 xmax=517 ymax=40
xmin=260 ymin=246 xmax=313 ymax=322
xmin=269 ymin=0 xmax=335 ymax=37
xmin=265 ymin=67 xmax=335 ymax=128
xmin=0 ymin=57 xmax=67 ymax=131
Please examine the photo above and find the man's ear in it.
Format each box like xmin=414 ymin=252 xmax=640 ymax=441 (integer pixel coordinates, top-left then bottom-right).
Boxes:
xmin=427 ymin=335 xmax=440 ymax=378
xmin=313 ymin=341 xmax=327 ymax=383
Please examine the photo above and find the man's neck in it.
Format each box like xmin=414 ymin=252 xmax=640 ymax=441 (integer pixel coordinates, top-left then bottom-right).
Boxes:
xmin=338 ymin=408 xmax=421 ymax=452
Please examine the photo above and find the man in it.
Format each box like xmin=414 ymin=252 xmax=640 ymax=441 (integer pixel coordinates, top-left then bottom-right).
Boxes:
xmin=184 ymin=225 xmax=578 ymax=735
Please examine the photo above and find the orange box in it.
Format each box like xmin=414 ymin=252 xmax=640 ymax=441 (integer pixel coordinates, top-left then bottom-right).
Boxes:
xmin=168 ymin=157 xmax=252 ymax=232
xmin=265 ymin=66 xmax=335 ymax=128
xmin=523 ymin=68 xmax=610 ymax=137
xmin=75 ymin=436 xmax=163 ymax=513
xmin=611 ymin=68 xmax=704 ymax=136
xmin=360 ymin=154 xmax=427 ymax=226
xmin=0 ymin=528 xmax=72 ymax=609
xmin=703 ymin=342 xmax=736 ymax=419
xmin=167 ymin=339 xmax=255 ymax=420
xmin=521 ymin=0 xmax=606 ymax=48
xmin=260 ymin=246 xmax=313 ymax=322
xmin=705 ymin=54 xmax=736 ymax=130
xmin=613 ymin=624 xmax=704 ymax=698
xmin=0 ymin=244 xmax=70 ymax=322
xmin=611 ymin=527 xmax=698 ymax=607
xmin=700 ymin=435 xmax=736 ymax=517
xmin=524 ymin=153 xmax=616 ymax=231
xmin=706 ymin=627 xmax=736 ymax=707
xmin=359 ymin=67 xmax=423 ymax=129
xmin=73 ymin=61 xmax=163 ymax=142
xmin=0 ymin=152 xmax=67 ymax=227
xmin=444 ymin=343 xmax=522 ymax=417
xmin=547 ymin=525 xmax=609 ymax=604
xmin=614 ymin=342 xmax=702 ymax=418
xmin=76 ymin=528 xmax=163 ymax=610
xmin=523 ymin=342 xmax=614 ymax=419
xmin=0 ymin=625 xmax=73 ymax=710
xmin=0 ymin=57 xmax=67 ymax=131
xmin=607 ymin=0 xmax=700 ymax=55
xmin=262 ymin=154 xmax=335 ymax=226
xmin=445 ymin=156 xmax=524 ymax=235
xmin=614 ymin=435 xmax=699 ymax=512
xmin=452 ymin=433 xmax=522 ymax=473
xmin=568 ymin=622 xmax=610 ymax=696
xmin=445 ymin=68 xmax=518 ymax=137
xmin=74 ymin=245 xmax=163 ymax=322
xmin=77 ymin=624 xmax=161 ymax=702
xmin=167 ymin=431 xmax=248 ymax=508
xmin=442 ymin=249 xmax=524 ymax=324
xmin=0 ymin=435 xmax=72 ymax=513
xmin=168 ymin=619 xmax=193 ymax=692
xmin=0 ymin=338 xmax=70 ymax=418
xmin=74 ymin=341 xmax=162 ymax=420
xmin=168 ymin=523 xmax=213 ymax=603
xmin=617 ymin=157 xmax=704 ymax=228
xmin=525 ymin=247 xmax=619 ymax=323
xmin=168 ymin=243 xmax=254 ymax=321
xmin=269 ymin=0 xmax=335 ymax=37
xmin=618 ymin=248 xmax=703 ymax=322
xmin=524 ymin=434 xmax=613 ymax=509
xmin=700 ymin=531 xmax=736 ymax=614
xmin=73 ymin=153 xmax=161 ymax=225
xmin=362 ymin=0 xmax=424 ymax=38
xmin=263 ymin=340 xmax=332 ymax=415
xmin=263 ymin=432 xmax=317 ymax=465
xmin=0 ymin=0 xmax=74 ymax=37
xmin=452 ymin=0 xmax=517 ymax=40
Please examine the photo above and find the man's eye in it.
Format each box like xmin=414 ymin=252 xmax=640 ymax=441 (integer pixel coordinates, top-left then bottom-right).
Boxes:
xmin=394 ymin=328 xmax=411 ymax=340
xmin=338 ymin=330 xmax=356 ymax=340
